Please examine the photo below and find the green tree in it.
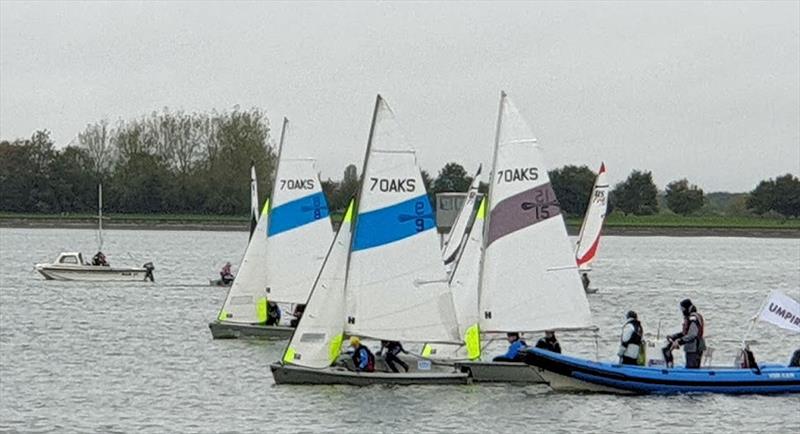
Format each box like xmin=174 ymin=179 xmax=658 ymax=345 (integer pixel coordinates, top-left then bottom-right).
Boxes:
xmin=549 ymin=165 xmax=596 ymax=217
xmin=612 ymin=170 xmax=659 ymax=216
xmin=432 ymin=163 xmax=472 ymax=194
xmin=748 ymin=174 xmax=800 ymax=217
xmin=665 ymin=178 xmax=705 ymax=215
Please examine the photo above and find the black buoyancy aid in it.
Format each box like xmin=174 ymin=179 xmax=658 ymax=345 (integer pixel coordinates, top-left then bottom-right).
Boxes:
xmin=621 ymin=319 xmax=643 ymax=346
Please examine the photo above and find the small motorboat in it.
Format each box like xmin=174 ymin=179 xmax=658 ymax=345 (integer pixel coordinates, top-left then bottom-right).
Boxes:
xmin=523 ymin=347 xmax=800 ymax=395
xmin=35 ymin=252 xmax=155 ymax=282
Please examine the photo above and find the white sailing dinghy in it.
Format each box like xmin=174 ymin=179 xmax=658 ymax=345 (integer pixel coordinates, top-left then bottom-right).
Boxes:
xmin=426 ymin=93 xmax=596 ymax=383
xmin=209 ymin=163 xmax=261 ymax=287
xmin=35 ymin=185 xmax=155 ymax=282
xmin=209 ymin=118 xmax=333 ymax=339
xmin=574 ymin=163 xmax=609 ymax=294
xmin=271 ymin=95 xmax=468 ymax=385
xmin=441 ymin=166 xmax=482 ymax=274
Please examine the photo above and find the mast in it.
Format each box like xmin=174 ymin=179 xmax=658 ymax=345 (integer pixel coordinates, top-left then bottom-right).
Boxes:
xmin=98 ymin=184 xmax=103 ymax=251
xmin=268 ymin=117 xmax=289 ymax=228
xmin=476 ymin=91 xmax=505 ymax=317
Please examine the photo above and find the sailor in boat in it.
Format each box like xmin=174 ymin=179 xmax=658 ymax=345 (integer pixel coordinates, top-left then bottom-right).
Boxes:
xmin=534 ymin=331 xmax=562 ymax=353
xmin=617 ymin=310 xmax=644 ymax=365
xmin=493 ymin=332 xmax=529 ymax=362
xmin=266 ymin=302 xmax=281 ymax=326
xmin=289 ymin=304 xmax=306 ymax=328
xmin=348 ymin=336 xmax=375 ymax=373
xmin=667 ymin=298 xmax=706 ymax=369
xmin=219 ymin=262 xmax=234 ymax=285
xmin=92 ymin=251 xmax=109 ymax=266
xmin=581 ymin=272 xmax=590 ymax=291
xmin=378 ymin=340 xmax=409 ymax=373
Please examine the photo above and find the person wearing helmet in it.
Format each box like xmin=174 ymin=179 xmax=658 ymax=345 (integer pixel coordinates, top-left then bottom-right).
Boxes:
xmin=349 ymin=336 xmax=375 ymax=372
xmin=668 ymin=298 xmax=706 ymax=368
xmin=493 ymin=332 xmax=529 ymax=362
xmin=617 ymin=311 xmax=644 ymax=365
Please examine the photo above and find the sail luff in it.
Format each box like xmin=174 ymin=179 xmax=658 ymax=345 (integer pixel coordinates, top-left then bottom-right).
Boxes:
xmin=249 ymin=162 xmax=259 ymax=239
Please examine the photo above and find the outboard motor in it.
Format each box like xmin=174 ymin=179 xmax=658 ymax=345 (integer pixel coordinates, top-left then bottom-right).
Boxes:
xmin=143 ymin=262 xmax=155 ymax=282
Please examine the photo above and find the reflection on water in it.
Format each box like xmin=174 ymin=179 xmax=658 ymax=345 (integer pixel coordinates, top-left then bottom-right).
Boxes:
xmin=1 ymin=228 xmax=798 ymax=432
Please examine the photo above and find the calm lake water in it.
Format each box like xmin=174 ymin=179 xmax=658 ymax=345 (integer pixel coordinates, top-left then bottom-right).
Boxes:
xmin=1 ymin=228 xmax=798 ymax=433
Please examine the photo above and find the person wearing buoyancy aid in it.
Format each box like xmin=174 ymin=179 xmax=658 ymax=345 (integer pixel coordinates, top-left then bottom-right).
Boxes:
xmin=617 ymin=311 xmax=644 ymax=365
xmin=349 ymin=336 xmax=375 ymax=372
xmin=669 ymin=298 xmax=706 ymax=369
xmin=493 ymin=332 xmax=529 ymax=362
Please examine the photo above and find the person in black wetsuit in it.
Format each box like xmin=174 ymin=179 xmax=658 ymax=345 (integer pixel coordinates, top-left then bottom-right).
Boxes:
xmin=378 ymin=340 xmax=409 ymax=373
xmin=265 ymin=302 xmax=281 ymax=326
xmin=535 ymin=331 xmax=562 ymax=353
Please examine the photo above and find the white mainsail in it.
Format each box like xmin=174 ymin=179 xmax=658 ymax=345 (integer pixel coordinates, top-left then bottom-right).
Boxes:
xmin=575 ymin=163 xmax=609 ymax=271
xmin=441 ymin=166 xmax=482 ymax=266
xmin=249 ymin=163 xmax=259 ymax=239
xmin=217 ymin=197 xmax=271 ymax=324
xmin=264 ymin=120 xmax=333 ymax=305
xmin=345 ymin=96 xmax=461 ymax=344
xmin=282 ymin=201 xmax=355 ymax=368
xmin=478 ymin=92 xmax=593 ymax=333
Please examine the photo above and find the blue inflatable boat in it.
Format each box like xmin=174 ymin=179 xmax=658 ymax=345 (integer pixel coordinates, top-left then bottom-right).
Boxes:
xmin=523 ymin=348 xmax=800 ymax=394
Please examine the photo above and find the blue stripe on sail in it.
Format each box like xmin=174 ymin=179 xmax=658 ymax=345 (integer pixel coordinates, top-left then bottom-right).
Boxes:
xmin=268 ymin=191 xmax=330 ymax=236
xmin=352 ymin=194 xmax=435 ymax=251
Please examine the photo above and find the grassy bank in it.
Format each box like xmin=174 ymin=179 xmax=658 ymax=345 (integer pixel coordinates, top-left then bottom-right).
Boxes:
xmin=1 ymin=212 xmax=798 ymax=237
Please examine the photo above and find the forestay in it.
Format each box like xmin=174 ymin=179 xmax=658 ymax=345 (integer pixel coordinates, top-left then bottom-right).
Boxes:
xmin=217 ymin=198 xmax=271 ymax=324
xmin=264 ymin=121 xmax=333 ymax=305
xmin=479 ymin=92 xmax=593 ymax=333
xmin=441 ymin=166 xmax=482 ymax=266
xmin=575 ymin=163 xmax=609 ymax=270
xmin=282 ymin=201 xmax=355 ymax=368
xmin=249 ymin=163 xmax=259 ymax=239
xmin=345 ymin=96 xmax=461 ymax=344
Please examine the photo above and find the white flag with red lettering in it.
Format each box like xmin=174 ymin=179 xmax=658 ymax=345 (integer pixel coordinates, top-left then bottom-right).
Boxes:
xmin=757 ymin=290 xmax=800 ymax=333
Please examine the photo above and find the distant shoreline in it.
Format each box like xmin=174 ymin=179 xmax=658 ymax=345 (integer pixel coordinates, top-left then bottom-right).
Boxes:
xmin=2 ymin=216 xmax=798 ymax=238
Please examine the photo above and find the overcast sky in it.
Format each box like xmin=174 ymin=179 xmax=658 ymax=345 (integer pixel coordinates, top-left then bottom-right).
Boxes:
xmin=1 ymin=1 xmax=798 ymax=192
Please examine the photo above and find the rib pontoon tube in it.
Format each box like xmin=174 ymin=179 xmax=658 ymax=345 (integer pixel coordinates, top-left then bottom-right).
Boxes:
xmin=523 ymin=348 xmax=800 ymax=395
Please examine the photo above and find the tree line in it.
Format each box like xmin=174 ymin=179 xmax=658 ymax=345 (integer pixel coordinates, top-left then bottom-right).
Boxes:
xmin=0 ymin=108 xmax=275 ymax=214
xmin=2 ymin=113 xmax=798 ymax=218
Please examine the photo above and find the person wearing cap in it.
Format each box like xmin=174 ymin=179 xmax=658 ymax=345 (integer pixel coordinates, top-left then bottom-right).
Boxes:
xmin=535 ymin=331 xmax=562 ymax=354
xmin=349 ymin=336 xmax=375 ymax=372
xmin=493 ymin=332 xmax=529 ymax=362
xmin=617 ymin=311 xmax=644 ymax=365
xmin=668 ymin=298 xmax=706 ymax=368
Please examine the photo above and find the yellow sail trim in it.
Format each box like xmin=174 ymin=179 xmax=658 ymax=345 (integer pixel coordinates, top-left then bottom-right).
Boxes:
xmin=217 ymin=310 xmax=229 ymax=321
xmin=476 ymin=197 xmax=487 ymax=220
xmin=342 ymin=199 xmax=355 ymax=223
xmin=262 ymin=198 xmax=270 ymax=215
xmin=256 ymin=297 xmax=268 ymax=323
xmin=283 ymin=347 xmax=296 ymax=363
xmin=421 ymin=344 xmax=433 ymax=358
xmin=465 ymin=323 xmax=481 ymax=360
xmin=328 ymin=333 xmax=344 ymax=365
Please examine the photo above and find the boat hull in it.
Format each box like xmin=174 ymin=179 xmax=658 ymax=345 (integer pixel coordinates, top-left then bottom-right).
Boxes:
xmin=35 ymin=265 xmax=151 ymax=282
xmin=270 ymin=363 xmax=470 ymax=385
xmin=523 ymin=348 xmax=800 ymax=395
xmin=208 ymin=320 xmax=294 ymax=339
xmin=455 ymin=361 xmax=545 ymax=383
xmin=209 ymin=279 xmax=233 ymax=287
